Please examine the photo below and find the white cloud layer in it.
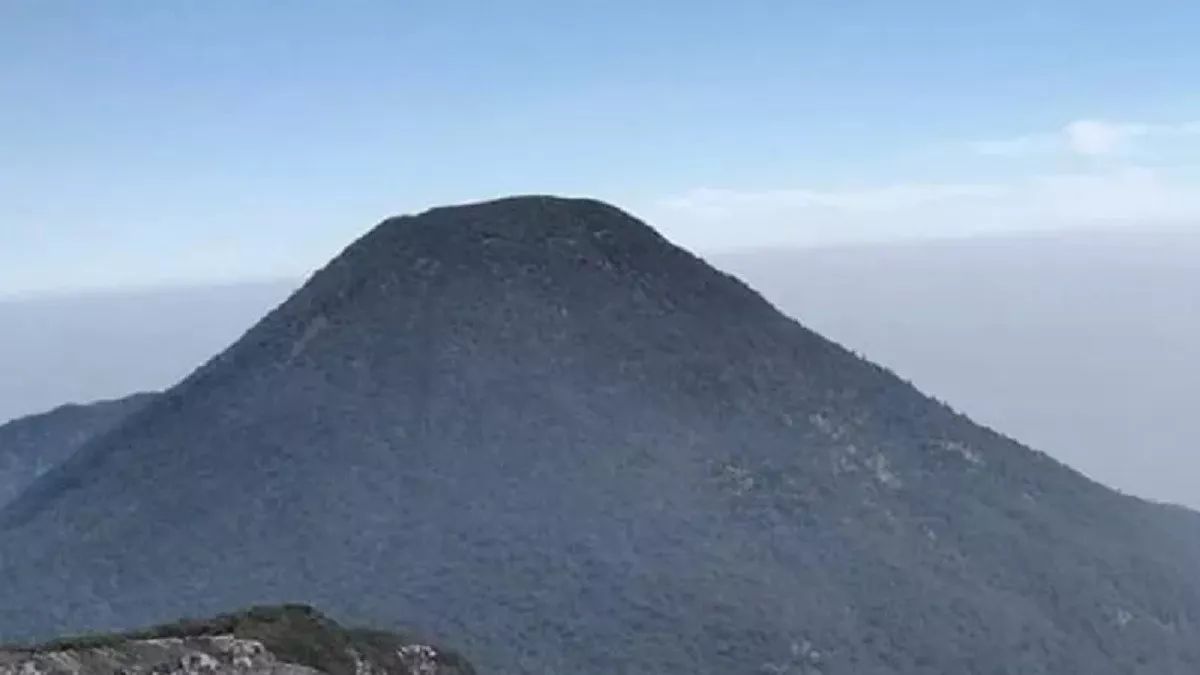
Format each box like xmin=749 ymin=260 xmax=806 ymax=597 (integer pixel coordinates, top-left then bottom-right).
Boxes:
xmin=970 ymin=119 xmax=1200 ymax=158
xmin=1064 ymin=120 xmax=1132 ymax=156
xmin=643 ymin=116 xmax=1200 ymax=250
xmin=645 ymin=167 xmax=1200 ymax=250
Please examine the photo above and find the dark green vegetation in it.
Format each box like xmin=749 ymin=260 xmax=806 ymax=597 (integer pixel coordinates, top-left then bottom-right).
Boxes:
xmin=1 ymin=197 xmax=1198 ymax=674
xmin=0 ymin=393 xmax=154 ymax=508
xmin=4 ymin=604 xmax=474 ymax=675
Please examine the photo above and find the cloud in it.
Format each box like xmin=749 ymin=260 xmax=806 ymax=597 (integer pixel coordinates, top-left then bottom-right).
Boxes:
xmin=970 ymin=118 xmax=1200 ymax=158
xmin=658 ymin=184 xmax=1004 ymax=216
xmin=644 ymin=167 xmax=1200 ymax=250
xmin=1064 ymin=120 xmax=1135 ymax=156
xmin=644 ymin=115 xmax=1200 ymax=250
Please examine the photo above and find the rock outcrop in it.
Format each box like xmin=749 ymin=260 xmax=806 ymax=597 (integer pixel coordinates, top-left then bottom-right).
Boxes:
xmin=0 ymin=606 xmax=472 ymax=675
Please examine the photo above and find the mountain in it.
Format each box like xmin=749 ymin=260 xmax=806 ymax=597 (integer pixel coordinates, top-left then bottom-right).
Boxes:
xmin=6 ymin=232 xmax=1197 ymax=510
xmin=712 ymin=231 xmax=1200 ymax=509
xmin=1 ymin=196 xmax=1198 ymax=674
xmin=8 ymin=229 xmax=1197 ymax=511
xmin=0 ymin=393 xmax=154 ymax=508
xmin=0 ymin=604 xmax=473 ymax=675
xmin=0 ymin=281 xmax=294 ymax=424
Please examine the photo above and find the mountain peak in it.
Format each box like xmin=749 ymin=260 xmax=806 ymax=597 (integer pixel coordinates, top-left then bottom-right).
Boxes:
xmin=330 ymin=195 xmax=681 ymax=287
xmin=399 ymin=194 xmax=649 ymax=240
xmin=259 ymin=193 xmax=766 ymax=365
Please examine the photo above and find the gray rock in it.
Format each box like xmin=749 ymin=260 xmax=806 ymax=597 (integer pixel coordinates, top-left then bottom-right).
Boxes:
xmin=0 ymin=606 xmax=471 ymax=675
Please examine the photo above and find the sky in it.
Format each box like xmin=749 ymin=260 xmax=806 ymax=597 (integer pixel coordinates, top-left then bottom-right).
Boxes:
xmin=3 ymin=0 xmax=1200 ymax=296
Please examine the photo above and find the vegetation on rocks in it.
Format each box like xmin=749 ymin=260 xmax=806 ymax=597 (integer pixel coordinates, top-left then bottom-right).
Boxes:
xmin=1 ymin=605 xmax=473 ymax=675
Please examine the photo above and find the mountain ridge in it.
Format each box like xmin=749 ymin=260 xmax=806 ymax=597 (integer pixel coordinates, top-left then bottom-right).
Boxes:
xmin=0 ymin=392 xmax=155 ymax=509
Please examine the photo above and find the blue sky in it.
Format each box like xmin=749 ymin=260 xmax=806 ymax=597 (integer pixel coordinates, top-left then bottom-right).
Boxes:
xmin=3 ymin=1 xmax=1199 ymax=295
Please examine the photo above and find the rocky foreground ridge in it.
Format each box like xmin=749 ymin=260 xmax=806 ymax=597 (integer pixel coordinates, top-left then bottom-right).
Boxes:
xmin=0 ymin=606 xmax=473 ymax=675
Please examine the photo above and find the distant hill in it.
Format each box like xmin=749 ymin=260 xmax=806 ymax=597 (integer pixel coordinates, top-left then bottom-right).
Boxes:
xmin=1 ymin=197 xmax=1198 ymax=674
xmin=0 ymin=604 xmax=473 ymax=675
xmin=0 ymin=393 xmax=154 ymax=509
xmin=713 ymin=230 xmax=1200 ymax=509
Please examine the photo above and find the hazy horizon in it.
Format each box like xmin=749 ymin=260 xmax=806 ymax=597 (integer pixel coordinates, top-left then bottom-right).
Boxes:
xmin=4 ymin=216 xmax=1196 ymax=302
